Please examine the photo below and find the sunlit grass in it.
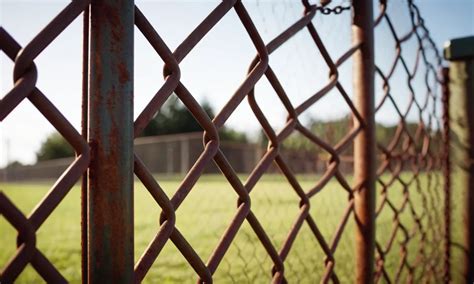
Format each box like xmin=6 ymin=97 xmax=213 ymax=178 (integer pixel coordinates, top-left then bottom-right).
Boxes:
xmin=1 ymin=173 xmax=447 ymax=283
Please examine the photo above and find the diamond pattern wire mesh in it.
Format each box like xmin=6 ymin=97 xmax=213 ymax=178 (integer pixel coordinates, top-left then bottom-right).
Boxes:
xmin=0 ymin=1 xmax=90 ymax=282
xmin=0 ymin=0 xmax=448 ymax=282
xmin=373 ymin=0 xmax=445 ymax=282
xmin=132 ymin=1 xmax=363 ymax=282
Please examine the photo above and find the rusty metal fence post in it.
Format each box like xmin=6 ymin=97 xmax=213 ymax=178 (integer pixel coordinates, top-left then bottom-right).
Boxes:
xmin=0 ymin=0 xmax=450 ymax=282
xmin=352 ymin=0 xmax=376 ymax=283
xmin=444 ymin=36 xmax=474 ymax=283
xmin=81 ymin=6 xmax=90 ymax=284
xmin=87 ymin=0 xmax=134 ymax=283
xmin=442 ymin=67 xmax=452 ymax=283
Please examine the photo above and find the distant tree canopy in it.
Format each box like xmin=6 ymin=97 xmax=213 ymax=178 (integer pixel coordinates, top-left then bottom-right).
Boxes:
xmin=141 ymin=95 xmax=247 ymax=143
xmin=141 ymin=97 xmax=214 ymax=136
xmin=36 ymin=96 xmax=248 ymax=161
xmin=278 ymin=116 xmax=353 ymax=153
xmin=36 ymin=103 xmax=441 ymax=162
xmin=36 ymin=133 xmax=74 ymax=161
xmin=6 ymin=161 xmax=25 ymax=168
xmin=273 ymin=115 xmax=442 ymax=156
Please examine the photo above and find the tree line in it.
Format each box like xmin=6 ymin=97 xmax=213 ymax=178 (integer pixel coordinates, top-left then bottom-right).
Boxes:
xmin=25 ymin=96 xmax=441 ymax=163
xmin=281 ymin=116 xmax=442 ymax=157
xmin=34 ymin=96 xmax=247 ymax=162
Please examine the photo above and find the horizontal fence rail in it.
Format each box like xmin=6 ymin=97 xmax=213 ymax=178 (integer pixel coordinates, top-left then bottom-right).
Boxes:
xmin=0 ymin=0 xmax=451 ymax=283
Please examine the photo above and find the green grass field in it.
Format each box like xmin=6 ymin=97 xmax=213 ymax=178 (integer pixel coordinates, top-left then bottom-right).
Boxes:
xmin=1 ymin=173 xmax=448 ymax=283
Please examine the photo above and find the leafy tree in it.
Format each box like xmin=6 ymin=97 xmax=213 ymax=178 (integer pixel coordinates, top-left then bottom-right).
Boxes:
xmin=279 ymin=115 xmax=442 ymax=156
xmin=36 ymin=133 xmax=74 ymax=161
xmin=280 ymin=116 xmax=353 ymax=154
xmin=142 ymin=96 xmax=214 ymax=136
xmin=141 ymin=95 xmax=247 ymax=142
xmin=35 ymin=97 xmax=248 ymax=162
xmin=219 ymin=128 xmax=247 ymax=143
xmin=6 ymin=161 xmax=24 ymax=168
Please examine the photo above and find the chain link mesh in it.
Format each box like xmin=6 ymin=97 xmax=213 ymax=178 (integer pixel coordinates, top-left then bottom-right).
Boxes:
xmin=373 ymin=0 xmax=445 ymax=282
xmin=1 ymin=0 xmax=448 ymax=282
xmin=0 ymin=1 xmax=90 ymax=281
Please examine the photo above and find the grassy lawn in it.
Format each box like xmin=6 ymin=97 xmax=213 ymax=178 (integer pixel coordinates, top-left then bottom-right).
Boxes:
xmin=1 ymin=173 xmax=446 ymax=283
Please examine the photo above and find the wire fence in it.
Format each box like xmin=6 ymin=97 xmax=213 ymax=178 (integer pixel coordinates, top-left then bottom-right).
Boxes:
xmin=0 ymin=0 xmax=450 ymax=283
xmin=372 ymin=0 xmax=446 ymax=282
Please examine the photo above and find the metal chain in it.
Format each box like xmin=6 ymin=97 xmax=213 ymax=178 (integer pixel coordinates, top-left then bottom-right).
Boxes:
xmin=302 ymin=0 xmax=351 ymax=15
xmin=317 ymin=4 xmax=351 ymax=15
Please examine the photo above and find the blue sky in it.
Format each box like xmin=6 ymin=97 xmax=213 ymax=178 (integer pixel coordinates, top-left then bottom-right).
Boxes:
xmin=1 ymin=0 xmax=473 ymax=167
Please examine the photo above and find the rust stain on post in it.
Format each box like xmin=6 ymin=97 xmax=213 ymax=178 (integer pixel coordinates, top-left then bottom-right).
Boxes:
xmin=352 ymin=0 xmax=376 ymax=282
xmin=88 ymin=0 xmax=134 ymax=282
xmin=81 ymin=6 xmax=89 ymax=284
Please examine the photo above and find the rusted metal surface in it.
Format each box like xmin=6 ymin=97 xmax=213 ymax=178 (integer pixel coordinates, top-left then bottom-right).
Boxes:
xmin=352 ymin=0 xmax=376 ymax=282
xmin=373 ymin=0 xmax=446 ymax=282
xmin=132 ymin=0 xmax=365 ymax=281
xmin=87 ymin=0 xmax=134 ymax=282
xmin=132 ymin=7 xmax=180 ymax=281
xmin=81 ymin=6 xmax=90 ymax=284
xmin=1 ymin=0 xmax=449 ymax=282
xmin=442 ymin=67 xmax=451 ymax=283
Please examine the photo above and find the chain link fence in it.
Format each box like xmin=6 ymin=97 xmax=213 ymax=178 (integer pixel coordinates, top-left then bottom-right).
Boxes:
xmin=372 ymin=0 xmax=446 ymax=282
xmin=1 ymin=0 xmax=451 ymax=283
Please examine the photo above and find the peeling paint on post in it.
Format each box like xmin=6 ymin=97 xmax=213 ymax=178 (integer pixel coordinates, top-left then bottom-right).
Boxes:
xmin=88 ymin=0 xmax=134 ymax=283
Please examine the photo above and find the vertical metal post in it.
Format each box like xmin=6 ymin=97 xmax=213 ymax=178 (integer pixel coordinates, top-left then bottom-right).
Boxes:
xmin=444 ymin=36 xmax=474 ymax=283
xmin=352 ymin=0 xmax=376 ymax=283
xmin=88 ymin=0 xmax=134 ymax=282
xmin=442 ymin=67 xmax=451 ymax=283
xmin=81 ymin=5 xmax=90 ymax=284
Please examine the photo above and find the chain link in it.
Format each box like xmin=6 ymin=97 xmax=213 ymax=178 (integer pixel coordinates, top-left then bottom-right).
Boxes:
xmin=317 ymin=4 xmax=351 ymax=15
xmin=302 ymin=0 xmax=351 ymax=15
xmin=1 ymin=0 xmax=446 ymax=282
